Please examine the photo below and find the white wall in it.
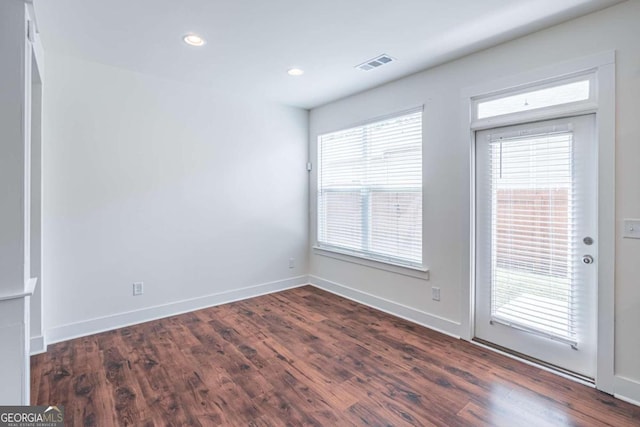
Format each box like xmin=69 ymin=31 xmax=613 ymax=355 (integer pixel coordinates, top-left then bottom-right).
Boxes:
xmin=0 ymin=0 xmax=36 ymax=405
xmin=30 ymin=55 xmax=45 ymax=353
xmin=0 ymin=0 xmax=27 ymax=298
xmin=43 ymin=54 xmax=309 ymax=341
xmin=310 ymin=0 xmax=640 ymax=401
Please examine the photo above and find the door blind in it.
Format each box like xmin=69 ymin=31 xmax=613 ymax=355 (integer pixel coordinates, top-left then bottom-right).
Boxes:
xmin=317 ymin=109 xmax=423 ymax=268
xmin=486 ymin=128 xmax=577 ymax=345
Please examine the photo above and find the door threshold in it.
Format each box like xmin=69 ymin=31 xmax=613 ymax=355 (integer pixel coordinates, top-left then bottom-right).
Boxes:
xmin=471 ymin=338 xmax=596 ymax=388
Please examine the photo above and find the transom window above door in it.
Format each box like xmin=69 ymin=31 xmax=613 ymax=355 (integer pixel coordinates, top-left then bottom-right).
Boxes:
xmin=472 ymin=72 xmax=596 ymax=127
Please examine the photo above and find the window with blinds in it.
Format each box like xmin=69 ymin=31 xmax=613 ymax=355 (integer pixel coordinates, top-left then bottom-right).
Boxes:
xmin=317 ymin=109 xmax=423 ymax=268
xmin=487 ymin=128 xmax=577 ymax=345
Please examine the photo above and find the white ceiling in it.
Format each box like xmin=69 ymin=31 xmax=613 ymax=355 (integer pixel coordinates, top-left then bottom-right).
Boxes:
xmin=33 ymin=0 xmax=622 ymax=109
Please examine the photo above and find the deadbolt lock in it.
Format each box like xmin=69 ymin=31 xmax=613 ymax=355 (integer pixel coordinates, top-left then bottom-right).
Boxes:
xmin=582 ymin=255 xmax=594 ymax=265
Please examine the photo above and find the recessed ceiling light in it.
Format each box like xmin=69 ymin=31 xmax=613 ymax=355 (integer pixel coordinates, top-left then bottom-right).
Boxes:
xmin=183 ymin=34 xmax=205 ymax=47
xmin=287 ymin=68 xmax=304 ymax=76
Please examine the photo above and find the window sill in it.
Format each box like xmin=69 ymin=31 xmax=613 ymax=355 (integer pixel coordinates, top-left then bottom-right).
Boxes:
xmin=312 ymin=246 xmax=429 ymax=280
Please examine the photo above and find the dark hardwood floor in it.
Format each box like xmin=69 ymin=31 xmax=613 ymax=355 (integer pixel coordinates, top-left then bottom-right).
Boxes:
xmin=32 ymin=285 xmax=640 ymax=426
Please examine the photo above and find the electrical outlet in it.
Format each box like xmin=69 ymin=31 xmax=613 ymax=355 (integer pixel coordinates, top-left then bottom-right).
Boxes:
xmin=288 ymin=258 xmax=295 ymax=269
xmin=133 ymin=282 xmax=144 ymax=296
xmin=432 ymin=287 xmax=440 ymax=301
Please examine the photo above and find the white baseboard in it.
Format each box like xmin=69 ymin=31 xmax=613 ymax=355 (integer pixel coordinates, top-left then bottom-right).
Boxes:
xmin=46 ymin=275 xmax=309 ymax=346
xmin=614 ymin=375 xmax=640 ymax=407
xmin=30 ymin=335 xmax=46 ymax=355
xmin=308 ymin=275 xmax=460 ymax=338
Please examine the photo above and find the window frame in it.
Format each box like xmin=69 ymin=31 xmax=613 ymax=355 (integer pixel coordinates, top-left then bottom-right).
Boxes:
xmin=471 ymin=71 xmax=598 ymax=130
xmin=314 ymin=107 xmax=427 ymax=276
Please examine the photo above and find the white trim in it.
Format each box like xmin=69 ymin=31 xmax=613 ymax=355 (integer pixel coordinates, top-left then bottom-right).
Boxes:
xmin=25 ymin=277 xmax=37 ymax=295
xmin=308 ymin=275 xmax=460 ymax=338
xmin=614 ymin=376 xmax=640 ymax=407
xmin=460 ymin=51 xmax=614 ymax=102
xmin=473 ymin=72 xmax=595 ymax=105
xmin=595 ymin=60 xmax=616 ymax=394
xmin=461 ymin=50 xmax=616 ymax=393
xmin=314 ymin=244 xmax=426 ymax=272
xmin=30 ymin=335 xmax=45 ymax=355
xmin=45 ymin=275 xmax=309 ymax=345
xmin=0 ymin=277 xmax=37 ymax=302
xmin=470 ymin=104 xmax=598 ymax=131
xmin=25 ymin=2 xmax=44 ymax=82
xmin=313 ymin=246 xmax=429 ymax=280
xmin=461 ymin=100 xmax=475 ymax=342
xmin=316 ymin=105 xmax=424 ymax=139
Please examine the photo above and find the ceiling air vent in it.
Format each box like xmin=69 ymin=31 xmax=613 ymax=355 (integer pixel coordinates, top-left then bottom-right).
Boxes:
xmin=355 ymin=54 xmax=395 ymax=71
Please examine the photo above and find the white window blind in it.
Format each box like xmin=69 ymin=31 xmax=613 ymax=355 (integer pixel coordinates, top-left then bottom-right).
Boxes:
xmin=486 ymin=128 xmax=577 ymax=345
xmin=317 ymin=109 xmax=423 ymax=268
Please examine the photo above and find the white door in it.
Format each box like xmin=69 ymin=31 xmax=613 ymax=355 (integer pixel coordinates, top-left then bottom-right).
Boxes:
xmin=475 ymin=115 xmax=597 ymax=378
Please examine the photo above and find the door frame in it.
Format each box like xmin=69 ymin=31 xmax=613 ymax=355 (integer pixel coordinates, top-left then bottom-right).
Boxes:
xmin=460 ymin=51 xmax=615 ymax=392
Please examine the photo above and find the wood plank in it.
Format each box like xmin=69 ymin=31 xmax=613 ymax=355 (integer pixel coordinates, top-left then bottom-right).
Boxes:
xmin=31 ymin=285 xmax=640 ymax=426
